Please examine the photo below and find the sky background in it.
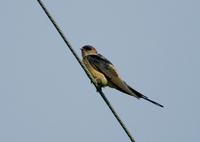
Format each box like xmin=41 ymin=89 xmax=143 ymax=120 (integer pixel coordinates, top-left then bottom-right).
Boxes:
xmin=0 ymin=0 xmax=199 ymax=142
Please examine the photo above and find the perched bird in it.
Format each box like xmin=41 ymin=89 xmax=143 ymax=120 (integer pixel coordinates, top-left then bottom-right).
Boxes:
xmin=81 ymin=45 xmax=163 ymax=107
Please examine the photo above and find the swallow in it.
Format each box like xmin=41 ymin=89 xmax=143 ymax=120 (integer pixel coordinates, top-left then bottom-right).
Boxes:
xmin=81 ymin=45 xmax=163 ymax=107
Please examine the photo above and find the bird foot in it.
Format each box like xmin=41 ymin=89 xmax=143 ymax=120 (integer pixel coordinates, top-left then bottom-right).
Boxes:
xmin=96 ymin=86 xmax=102 ymax=92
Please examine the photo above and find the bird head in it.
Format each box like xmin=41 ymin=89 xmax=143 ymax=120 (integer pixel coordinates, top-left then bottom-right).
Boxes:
xmin=81 ymin=45 xmax=97 ymax=57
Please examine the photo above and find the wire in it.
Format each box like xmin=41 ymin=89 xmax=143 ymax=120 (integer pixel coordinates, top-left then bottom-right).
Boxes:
xmin=37 ymin=0 xmax=136 ymax=142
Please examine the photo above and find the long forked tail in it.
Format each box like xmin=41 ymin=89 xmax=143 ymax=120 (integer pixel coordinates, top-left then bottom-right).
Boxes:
xmin=140 ymin=95 xmax=164 ymax=107
xmin=127 ymin=84 xmax=164 ymax=107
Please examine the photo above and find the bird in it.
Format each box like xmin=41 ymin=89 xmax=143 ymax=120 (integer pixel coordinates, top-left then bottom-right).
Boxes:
xmin=81 ymin=45 xmax=164 ymax=107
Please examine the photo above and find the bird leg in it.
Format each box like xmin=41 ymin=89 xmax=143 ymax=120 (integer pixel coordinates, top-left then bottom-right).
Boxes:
xmin=93 ymin=78 xmax=103 ymax=92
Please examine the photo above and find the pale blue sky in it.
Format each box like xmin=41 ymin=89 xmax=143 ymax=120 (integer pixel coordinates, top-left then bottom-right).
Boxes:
xmin=0 ymin=0 xmax=199 ymax=142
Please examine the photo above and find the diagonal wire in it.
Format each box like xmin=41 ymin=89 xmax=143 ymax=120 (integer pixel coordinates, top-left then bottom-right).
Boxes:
xmin=37 ymin=0 xmax=136 ymax=142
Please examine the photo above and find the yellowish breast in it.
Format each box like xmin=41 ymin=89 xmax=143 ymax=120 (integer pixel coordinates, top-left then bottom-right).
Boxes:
xmin=82 ymin=57 xmax=108 ymax=86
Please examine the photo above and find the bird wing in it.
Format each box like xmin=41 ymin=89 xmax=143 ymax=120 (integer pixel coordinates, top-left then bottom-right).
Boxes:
xmin=86 ymin=54 xmax=140 ymax=98
xmin=86 ymin=54 xmax=118 ymax=78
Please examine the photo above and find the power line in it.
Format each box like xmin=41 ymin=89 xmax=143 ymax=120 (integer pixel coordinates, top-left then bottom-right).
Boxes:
xmin=37 ymin=1 xmax=136 ymax=142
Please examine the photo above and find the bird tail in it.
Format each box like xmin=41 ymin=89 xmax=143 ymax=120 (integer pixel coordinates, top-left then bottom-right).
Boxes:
xmin=127 ymin=84 xmax=164 ymax=108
